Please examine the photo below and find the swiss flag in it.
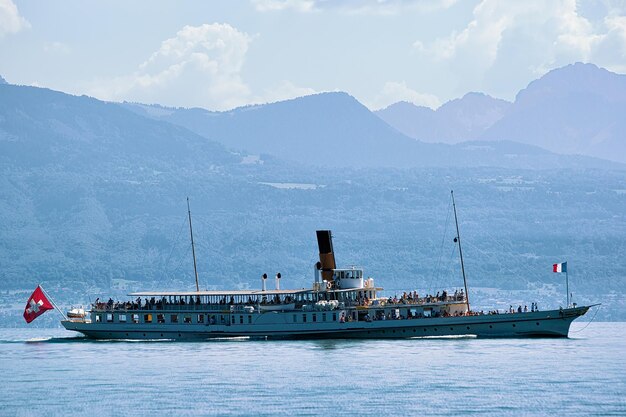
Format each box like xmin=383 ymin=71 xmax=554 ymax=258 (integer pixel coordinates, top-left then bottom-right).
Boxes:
xmin=23 ymin=286 xmax=54 ymax=323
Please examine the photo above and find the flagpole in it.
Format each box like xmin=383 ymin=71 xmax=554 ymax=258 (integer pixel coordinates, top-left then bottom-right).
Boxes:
xmin=565 ymin=265 xmax=569 ymax=308
xmin=40 ymin=284 xmax=68 ymax=320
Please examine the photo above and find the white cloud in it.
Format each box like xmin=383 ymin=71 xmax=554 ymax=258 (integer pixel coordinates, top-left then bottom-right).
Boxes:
xmin=256 ymin=80 xmax=316 ymax=104
xmin=418 ymin=2 xmax=543 ymax=65
xmin=593 ymin=14 xmax=626 ymax=71
xmin=414 ymin=0 xmax=626 ymax=94
xmin=554 ymin=1 xmax=602 ymax=57
xmin=90 ymin=23 xmax=254 ymax=110
xmin=0 ymin=0 xmax=30 ymax=37
xmin=252 ymin=0 xmax=457 ymax=14
xmin=369 ymin=81 xmax=441 ymax=110
xmin=43 ymin=41 xmax=71 ymax=56
xmin=89 ymin=23 xmax=316 ymax=110
xmin=252 ymin=0 xmax=315 ymax=12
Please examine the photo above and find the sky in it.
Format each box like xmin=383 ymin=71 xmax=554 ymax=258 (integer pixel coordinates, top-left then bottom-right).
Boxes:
xmin=1 ymin=0 xmax=625 ymax=111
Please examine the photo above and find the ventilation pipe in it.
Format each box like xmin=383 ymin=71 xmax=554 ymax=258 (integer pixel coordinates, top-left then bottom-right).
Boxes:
xmin=275 ymin=273 xmax=281 ymax=290
xmin=314 ymin=261 xmax=322 ymax=284
xmin=262 ymin=273 xmax=267 ymax=292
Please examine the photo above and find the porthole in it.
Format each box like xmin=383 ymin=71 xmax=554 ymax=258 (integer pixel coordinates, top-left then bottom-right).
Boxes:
xmin=143 ymin=333 xmax=146 ymax=337
xmin=536 ymin=322 xmax=540 ymax=326
xmin=423 ymin=328 xmax=427 ymax=332
xmin=413 ymin=329 xmax=416 ymax=333
xmin=450 ymin=327 xmax=453 ymax=331
xmin=434 ymin=328 xmax=437 ymax=331
xmin=125 ymin=333 xmax=129 ymax=336
xmin=489 ymin=325 xmax=493 ymax=329
xmin=466 ymin=326 xmax=470 ymax=330
xmin=161 ymin=333 xmax=164 ymax=337
xmin=512 ymin=324 xmax=516 ymax=327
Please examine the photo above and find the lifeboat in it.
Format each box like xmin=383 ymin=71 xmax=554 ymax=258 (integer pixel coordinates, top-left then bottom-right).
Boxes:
xmin=66 ymin=307 xmax=86 ymax=320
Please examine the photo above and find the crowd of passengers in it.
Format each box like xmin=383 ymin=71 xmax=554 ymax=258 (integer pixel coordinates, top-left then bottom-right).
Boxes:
xmin=93 ymin=294 xmax=298 ymax=311
xmin=93 ymin=292 xmax=540 ymax=315
xmin=357 ymin=289 xmax=466 ymax=307
xmin=340 ymin=310 xmax=457 ymax=322
xmin=360 ymin=304 xmax=540 ymax=322
xmin=363 ymin=308 xmax=479 ymax=321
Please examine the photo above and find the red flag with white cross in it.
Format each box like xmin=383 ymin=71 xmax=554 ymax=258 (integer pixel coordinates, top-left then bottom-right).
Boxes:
xmin=23 ymin=285 xmax=54 ymax=323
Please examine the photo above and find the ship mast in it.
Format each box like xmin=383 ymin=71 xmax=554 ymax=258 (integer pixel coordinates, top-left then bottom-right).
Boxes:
xmin=187 ymin=197 xmax=200 ymax=292
xmin=451 ymin=190 xmax=470 ymax=312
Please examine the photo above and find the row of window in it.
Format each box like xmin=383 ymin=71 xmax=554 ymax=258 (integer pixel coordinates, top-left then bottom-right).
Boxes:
xmin=96 ymin=313 xmax=229 ymax=325
xmin=95 ymin=312 xmax=341 ymax=325
xmin=295 ymin=312 xmax=338 ymax=323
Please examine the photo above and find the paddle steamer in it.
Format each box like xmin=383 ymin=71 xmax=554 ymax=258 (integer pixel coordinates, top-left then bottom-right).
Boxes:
xmin=61 ymin=194 xmax=593 ymax=340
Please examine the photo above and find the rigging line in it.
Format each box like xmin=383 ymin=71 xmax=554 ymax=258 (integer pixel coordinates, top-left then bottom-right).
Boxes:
xmin=187 ymin=197 xmax=200 ymax=293
xmin=169 ymin=238 xmax=193 ymax=280
xmin=448 ymin=243 xmax=460 ymax=290
xmin=570 ymin=305 xmax=601 ymax=333
xmin=428 ymin=245 xmax=457 ymax=296
xmin=164 ymin=216 xmax=189 ymax=280
xmin=429 ymin=199 xmax=452 ymax=294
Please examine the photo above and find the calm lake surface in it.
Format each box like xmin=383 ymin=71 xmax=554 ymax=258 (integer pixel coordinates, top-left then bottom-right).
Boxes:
xmin=0 ymin=321 xmax=624 ymax=416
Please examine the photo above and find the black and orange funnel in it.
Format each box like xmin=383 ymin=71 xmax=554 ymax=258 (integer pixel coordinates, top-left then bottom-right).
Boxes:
xmin=316 ymin=230 xmax=336 ymax=282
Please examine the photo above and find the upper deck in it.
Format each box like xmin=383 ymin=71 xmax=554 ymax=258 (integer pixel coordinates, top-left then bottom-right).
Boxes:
xmin=129 ymin=289 xmax=312 ymax=297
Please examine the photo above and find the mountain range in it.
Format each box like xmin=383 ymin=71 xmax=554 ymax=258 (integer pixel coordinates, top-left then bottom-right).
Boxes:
xmin=1 ymin=62 xmax=623 ymax=172
xmin=375 ymin=92 xmax=511 ymax=142
xmin=124 ymin=104 xmax=617 ymax=170
xmin=0 ymin=84 xmax=236 ymax=171
xmin=376 ymin=63 xmax=626 ymax=163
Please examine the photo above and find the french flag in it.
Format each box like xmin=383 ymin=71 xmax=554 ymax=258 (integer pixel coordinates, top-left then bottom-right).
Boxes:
xmin=553 ymin=262 xmax=567 ymax=273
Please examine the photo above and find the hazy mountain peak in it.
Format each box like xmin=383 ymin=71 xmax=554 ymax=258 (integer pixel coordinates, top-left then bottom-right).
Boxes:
xmin=376 ymin=91 xmax=510 ymax=143
xmin=378 ymin=100 xmax=434 ymax=114
xmin=462 ymin=91 xmax=488 ymax=99
xmin=222 ymin=91 xmax=359 ymax=116
xmin=438 ymin=91 xmax=510 ymax=114
xmin=268 ymin=90 xmax=358 ymax=108
xmin=516 ymin=62 xmax=626 ymax=103
xmin=0 ymin=75 xmax=7 ymax=85
xmin=483 ymin=63 xmax=626 ymax=162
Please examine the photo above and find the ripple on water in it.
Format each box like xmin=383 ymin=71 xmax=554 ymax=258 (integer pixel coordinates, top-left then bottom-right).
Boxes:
xmin=0 ymin=323 xmax=624 ymax=417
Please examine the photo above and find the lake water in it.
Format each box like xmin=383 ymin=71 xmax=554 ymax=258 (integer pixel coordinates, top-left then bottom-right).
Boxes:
xmin=1 ymin=322 xmax=624 ymax=416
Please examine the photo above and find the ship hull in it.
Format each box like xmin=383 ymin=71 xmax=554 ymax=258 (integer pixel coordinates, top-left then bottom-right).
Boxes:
xmin=61 ymin=305 xmax=591 ymax=340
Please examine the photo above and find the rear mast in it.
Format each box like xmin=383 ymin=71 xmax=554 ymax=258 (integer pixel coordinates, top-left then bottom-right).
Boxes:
xmin=451 ymin=190 xmax=470 ymax=312
xmin=187 ymin=197 xmax=200 ymax=292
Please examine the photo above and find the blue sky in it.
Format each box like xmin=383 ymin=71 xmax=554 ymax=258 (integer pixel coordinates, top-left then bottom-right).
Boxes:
xmin=1 ymin=0 xmax=625 ymax=110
